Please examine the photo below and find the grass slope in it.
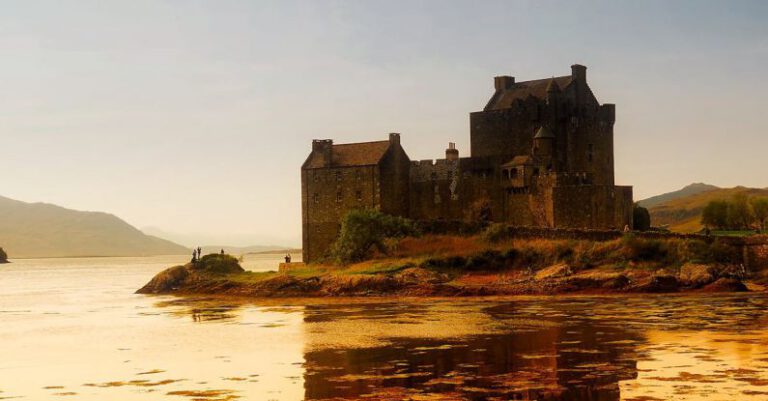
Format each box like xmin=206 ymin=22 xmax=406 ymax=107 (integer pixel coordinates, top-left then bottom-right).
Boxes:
xmin=0 ymin=195 xmax=188 ymax=258
xmin=637 ymin=183 xmax=720 ymax=209
xmin=643 ymin=186 xmax=768 ymax=233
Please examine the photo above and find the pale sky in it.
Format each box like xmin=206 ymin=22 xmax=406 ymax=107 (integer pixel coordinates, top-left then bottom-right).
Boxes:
xmin=1 ymin=0 xmax=766 ymax=246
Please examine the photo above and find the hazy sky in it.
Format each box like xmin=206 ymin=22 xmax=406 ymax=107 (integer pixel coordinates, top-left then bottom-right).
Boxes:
xmin=1 ymin=0 xmax=766 ymax=246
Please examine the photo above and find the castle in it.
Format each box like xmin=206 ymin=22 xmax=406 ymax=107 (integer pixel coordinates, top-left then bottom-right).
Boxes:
xmin=301 ymin=65 xmax=633 ymax=262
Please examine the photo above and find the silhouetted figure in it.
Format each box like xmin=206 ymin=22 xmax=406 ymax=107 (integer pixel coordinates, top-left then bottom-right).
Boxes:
xmin=220 ymin=249 xmax=225 ymax=255
xmin=197 ymin=246 xmax=202 ymax=258
xmin=285 ymin=254 xmax=292 ymax=264
xmin=191 ymin=249 xmax=197 ymax=263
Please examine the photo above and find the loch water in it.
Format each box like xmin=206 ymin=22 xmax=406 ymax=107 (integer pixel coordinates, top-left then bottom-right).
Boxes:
xmin=2 ymin=255 xmax=768 ymax=400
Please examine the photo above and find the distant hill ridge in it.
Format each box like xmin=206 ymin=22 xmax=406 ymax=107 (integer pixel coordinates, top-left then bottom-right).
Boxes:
xmin=637 ymin=183 xmax=720 ymax=209
xmin=0 ymin=195 xmax=187 ymax=258
xmin=639 ymin=184 xmax=768 ymax=233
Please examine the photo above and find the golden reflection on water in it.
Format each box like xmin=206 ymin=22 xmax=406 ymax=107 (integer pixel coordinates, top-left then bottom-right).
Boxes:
xmin=2 ymin=257 xmax=768 ymax=400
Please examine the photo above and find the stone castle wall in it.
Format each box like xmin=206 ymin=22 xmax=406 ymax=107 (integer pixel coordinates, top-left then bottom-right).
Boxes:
xmin=302 ymin=165 xmax=379 ymax=262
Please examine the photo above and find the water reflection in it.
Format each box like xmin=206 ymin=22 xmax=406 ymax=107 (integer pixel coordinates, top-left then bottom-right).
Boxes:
xmin=301 ymin=302 xmax=640 ymax=400
xmin=142 ymin=294 xmax=768 ymax=401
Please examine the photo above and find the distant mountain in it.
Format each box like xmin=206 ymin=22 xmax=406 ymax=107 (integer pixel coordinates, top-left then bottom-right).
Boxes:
xmin=637 ymin=183 xmax=720 ymax=209
xmin=639 ymin=185 xmax=768 ymax=233
xmin=0 ymin=195 xmax=188 ymax=258
xmin=198 ymin=245 xmax=288 ymax=255
xmin=140 ymin=226 xmax=290 ymax=255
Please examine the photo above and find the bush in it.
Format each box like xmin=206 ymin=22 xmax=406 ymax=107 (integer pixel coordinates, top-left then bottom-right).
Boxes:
xmin=621 ymin=235 xmax=668 ymax=262
xmin=194 ymin=253 xmax=244 ymax=274
xmin=331 ymin=209 xmax=419 ymax=264
xmin=465 ymin=250 xmax=505 ymax=271
xmin=423 ymin=255 xmax=466 ymax=271
xmin=481 ymin=223 xmax=509 ymax=243
xmin=633 ymin=204 xmax=651 ymax=231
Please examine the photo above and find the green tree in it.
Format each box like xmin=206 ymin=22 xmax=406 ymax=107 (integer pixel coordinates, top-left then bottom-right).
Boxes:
xmin=701 ymin=200 xmax=729 ymax=230
xmin=727 ymin=194 xmax=754 ymax=229
xmin=331 ymin=209 xmax=418 ymax=264
xmin=751 ymin=197 xmax=768 ymax=232
xmin=632 ymin=204 xmax=651 ymax=231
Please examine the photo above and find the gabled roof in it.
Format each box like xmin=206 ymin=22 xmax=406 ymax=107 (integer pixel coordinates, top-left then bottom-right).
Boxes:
xmin=485 ymin=75 xmax=572 ymax=111
xmin=304 ymin=140 xmax=391 ymax=168
xmin=502 ymin=155 xmax=534 ymax=167
xmin=546 ymin=77 xmax=561 ymax=93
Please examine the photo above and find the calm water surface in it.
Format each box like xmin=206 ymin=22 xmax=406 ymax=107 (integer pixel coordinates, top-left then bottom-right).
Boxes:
xmin=2 ymin=255 xmax=768 ymax=400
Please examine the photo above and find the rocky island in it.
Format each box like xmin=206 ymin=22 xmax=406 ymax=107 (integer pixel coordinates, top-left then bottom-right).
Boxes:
xmin=0 ymin=247 xmax=8 ymax=264
xmin=137 ymin=219 xmax=768 ymax=297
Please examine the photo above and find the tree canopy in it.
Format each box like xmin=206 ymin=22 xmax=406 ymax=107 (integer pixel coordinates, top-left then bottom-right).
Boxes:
xmin=701 ymin=195 xmax=767 ymax=231
xmin=331 ymin=209 xmax=418 ymax=264
xmin=632 ymin=204 xmax=651 ymax=231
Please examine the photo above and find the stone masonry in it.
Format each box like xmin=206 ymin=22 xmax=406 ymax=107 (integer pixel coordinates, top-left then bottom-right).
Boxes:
xmin=301 ymin=65 xmax=634 ymax=262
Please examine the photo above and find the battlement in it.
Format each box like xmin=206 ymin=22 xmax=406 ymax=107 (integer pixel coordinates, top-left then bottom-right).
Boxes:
xmin=410 ymin=157 xmax=460 ymax=182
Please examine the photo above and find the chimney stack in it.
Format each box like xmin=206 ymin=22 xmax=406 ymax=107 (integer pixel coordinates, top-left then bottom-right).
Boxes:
xmin=312 ymin=139 xmax=333 ymax=167
xmin=445 ymin=142 xmax=459 ymax=161
xmin=571 ymin=64 xmax=587 ymax=82
xmin=389 ymin=133 xmax=400 ymax=145
xmin=494 ymin=76 xmax=515 ymax=91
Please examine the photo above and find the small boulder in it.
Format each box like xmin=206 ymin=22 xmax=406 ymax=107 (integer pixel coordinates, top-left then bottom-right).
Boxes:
xmin=679 ymin=264 xmax=715 ymax=288
xmin=136 ymin=265 xmax=189 ymax=294
xmin=700 ymin=278 xmax=748 ymax=292
xmin=632 ymin=275 xmax=679 ymax=293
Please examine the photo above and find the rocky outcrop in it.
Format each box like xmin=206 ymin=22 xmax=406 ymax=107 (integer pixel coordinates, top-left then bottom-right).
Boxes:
xmin=138 ymin=262 xmax=751 ymax=298
xmin=0 ymin=247 xmax=8 ymax=263
xmin=136 ymin=254 xmax=244 ymax=294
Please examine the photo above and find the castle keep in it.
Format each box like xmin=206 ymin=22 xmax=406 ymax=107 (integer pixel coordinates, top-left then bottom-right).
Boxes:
xmin=301 ymin=65 xmax=634 ymax=262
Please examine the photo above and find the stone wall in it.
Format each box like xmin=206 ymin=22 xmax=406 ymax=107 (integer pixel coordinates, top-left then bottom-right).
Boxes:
xmin=743 ymin=236 xmax=768 ymax=271
xmin=302 ymin=165 xmax=379 ymax=262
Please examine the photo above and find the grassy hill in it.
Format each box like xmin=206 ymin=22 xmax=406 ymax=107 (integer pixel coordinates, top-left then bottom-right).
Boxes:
xmin=641 ymin=185 xmax=768 ymax=233
xmin=0 ymin=195 xmax=188 ymax=258
xmin=637 ymin=183 xmax=720 ymax=209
